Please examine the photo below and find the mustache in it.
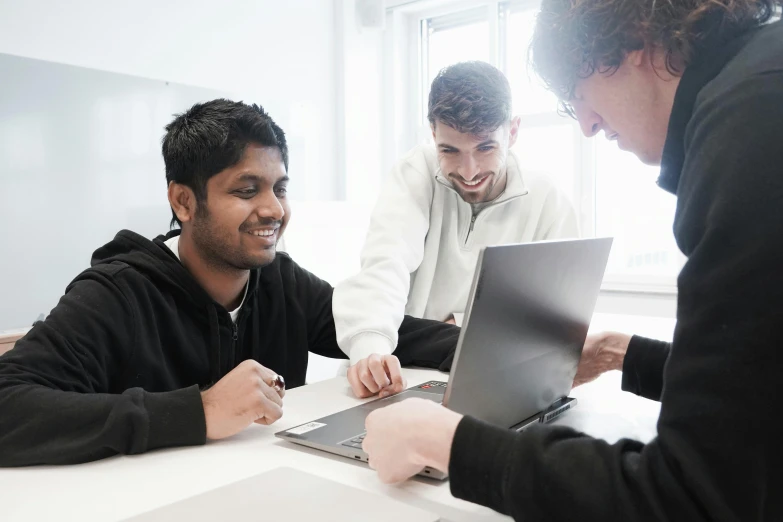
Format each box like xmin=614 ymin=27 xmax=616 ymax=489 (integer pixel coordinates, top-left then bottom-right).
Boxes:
xmin=240 ymin=219 xmax=283 ymax=232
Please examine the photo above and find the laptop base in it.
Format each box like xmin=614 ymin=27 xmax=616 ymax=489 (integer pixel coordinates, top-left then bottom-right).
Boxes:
xmin=277 ymin=381 xmax=577 ymax=481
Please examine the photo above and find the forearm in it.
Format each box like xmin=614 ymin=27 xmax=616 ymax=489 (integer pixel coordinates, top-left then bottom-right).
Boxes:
xmin=446 ymin=417 xmax=706 ymax=521
xmin=333 ymin=163 xmax=432 ymax=363
xmin=332 ymin=255 xmax=412 ymax=364
xmin=0 ymin=384 xmax=206 ymax=466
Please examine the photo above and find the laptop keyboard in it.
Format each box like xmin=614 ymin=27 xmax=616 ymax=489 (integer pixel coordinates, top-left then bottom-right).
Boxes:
xmin=340 ymin=382 xmax=447 ymax=450
xmin=341 ymin=432 xmax=367 ymax=450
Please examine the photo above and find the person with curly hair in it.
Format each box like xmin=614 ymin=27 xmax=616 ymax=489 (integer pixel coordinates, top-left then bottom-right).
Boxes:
xmin=362 ymin=1 xmax=783 ymax=520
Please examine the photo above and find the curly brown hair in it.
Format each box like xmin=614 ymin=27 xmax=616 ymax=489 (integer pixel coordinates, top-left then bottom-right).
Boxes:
xmin=529 ymin=0 xmax=781 ymax=116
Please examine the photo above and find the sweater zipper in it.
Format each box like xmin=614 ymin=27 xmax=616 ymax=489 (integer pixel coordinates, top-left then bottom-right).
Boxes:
xmin=462 ymin=195 xmax=526 ymax=245
xmin=465 ymin=214 xmax=477 ymax=245
xmin=435 ymin=176 xmax=528 ymax=246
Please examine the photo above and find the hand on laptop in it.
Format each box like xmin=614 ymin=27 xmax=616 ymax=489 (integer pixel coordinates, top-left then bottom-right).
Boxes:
xmin=348 ymin=354 xmax=407 ymax=399
xmin=363 ymin=398 xmax=462 ymax=484
xmin=574 ymin=332 xmax=631 ymax=387
xmin=201 ymin=360 xmax=286 ymax=440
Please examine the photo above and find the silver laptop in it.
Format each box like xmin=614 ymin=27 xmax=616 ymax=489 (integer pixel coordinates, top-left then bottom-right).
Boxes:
xmin=277 ymin=238 xmax=612 ymax=480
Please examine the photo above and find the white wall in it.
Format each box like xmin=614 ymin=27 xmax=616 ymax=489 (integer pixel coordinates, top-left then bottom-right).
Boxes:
xmin=334 ymin=0 xmax=387 ymax=203
xmin=0 ymin=0 xmax=339 ymax=200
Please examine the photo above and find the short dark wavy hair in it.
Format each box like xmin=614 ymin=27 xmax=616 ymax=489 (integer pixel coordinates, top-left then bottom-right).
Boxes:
xmin=428 ymin=61 xmax=512 ymax=136
xmin=529 ymin=0 xmax=781 ymax=116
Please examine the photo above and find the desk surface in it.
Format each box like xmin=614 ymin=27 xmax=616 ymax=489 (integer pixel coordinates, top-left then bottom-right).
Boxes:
xmin=0 ymin=314 xmax=673 ymax=522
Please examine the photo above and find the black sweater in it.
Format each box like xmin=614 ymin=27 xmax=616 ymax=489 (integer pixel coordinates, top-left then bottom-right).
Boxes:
xmin=0 ymin=229 xmax=459 ymax=466
xmin=449 ymin=21 xmax=783 ymax=521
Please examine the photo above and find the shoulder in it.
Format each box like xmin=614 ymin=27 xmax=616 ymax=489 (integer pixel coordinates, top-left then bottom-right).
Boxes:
xmin=394 ymin=144 xmax=439 ymax=182
xmin=68 ymin=262 xmax=136 ymax=293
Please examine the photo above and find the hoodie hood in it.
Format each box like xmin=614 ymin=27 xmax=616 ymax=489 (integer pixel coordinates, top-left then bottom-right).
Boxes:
xmin=89 ymin=229 xmax=260 ymax=384
xmin=91 ymin=229 xmax=260 ymax=309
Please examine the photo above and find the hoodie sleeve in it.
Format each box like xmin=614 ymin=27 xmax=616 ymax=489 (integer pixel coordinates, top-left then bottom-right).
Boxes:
xmin=295 ymin=261 xmax=348 ymax=360
xmin=621 ymin=335 xmax=672 ymax=402
xmin=292 ymin=260 xmax=459 ymax=368
xmin=332 ymin=155 xmax=434 ymax=365
xmin=394 ymin=316 xmax=460 ymax=372
xmin=0 ymin=268 xmax=206 ymax=466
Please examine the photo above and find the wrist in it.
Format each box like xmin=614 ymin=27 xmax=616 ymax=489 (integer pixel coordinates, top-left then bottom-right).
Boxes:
xmin=200 ymin=391 xmax=216 ymax=440
xmin=415 ymin=407 xmax=463 ymax=473
xmin=348 ymin=332 xmax=394 ymax=366
xmin=601 ymin=332 xmax=632 ymax=372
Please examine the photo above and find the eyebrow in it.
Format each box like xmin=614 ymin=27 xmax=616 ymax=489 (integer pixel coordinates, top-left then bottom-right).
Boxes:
xmin=475 ymin=140 xmax=499 ymax=148
xmin=437 ymin=140 xmax=499 ymax=151
xmin=437 ymin=144 xmax=459 ymax=151
xmin=234 ymin=173 xmax=290 ymax=184
xmin=235 ymin=173 xmax=263 ymax=183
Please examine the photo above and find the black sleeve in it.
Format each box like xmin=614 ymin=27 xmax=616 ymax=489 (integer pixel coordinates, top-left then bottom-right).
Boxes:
xmin=393 ymin=316 xmax=460 ymax=372
xmin=289 ymin=260 xmax=348 ymax=360
xmin=0 ymin=268 xmax=205 ymax=466
xmin=620 ymin=335 xmax=672 ymax=401
xmin=447 ymin=73 xmax=783 ymax=520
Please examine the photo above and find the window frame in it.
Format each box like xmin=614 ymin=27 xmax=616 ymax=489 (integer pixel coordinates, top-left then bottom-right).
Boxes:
xmin=386 ymin=0 xmax=680 ymax=294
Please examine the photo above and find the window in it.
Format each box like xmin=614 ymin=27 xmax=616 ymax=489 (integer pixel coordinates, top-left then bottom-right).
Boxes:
xmin=412 ymin=0 xmax=683 ymax=292
xmin=425 ymin=9 xmax=490 ymax=88
xmin=503 ymin=6 xmax=559 ymax=116
xmin=594 ymin=141 xmax=686 ymax=285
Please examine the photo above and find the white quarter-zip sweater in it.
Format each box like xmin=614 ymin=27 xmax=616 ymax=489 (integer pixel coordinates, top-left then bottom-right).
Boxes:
xmin=333 ymin=144 xmax=579 ymax=364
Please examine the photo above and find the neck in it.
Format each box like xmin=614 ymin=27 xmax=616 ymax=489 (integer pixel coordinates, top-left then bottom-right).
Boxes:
xmin=177 ymin=231 xmax=248 ymax=310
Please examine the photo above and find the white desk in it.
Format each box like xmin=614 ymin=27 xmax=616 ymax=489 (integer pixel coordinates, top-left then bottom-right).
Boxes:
xmin=0 ymin=313 xmax=674 ymax=522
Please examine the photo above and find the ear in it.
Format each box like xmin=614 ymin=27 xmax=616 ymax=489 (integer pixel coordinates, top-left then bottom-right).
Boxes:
xmin=507 ymin=116 xmax=521 ymax=149
xmin=626 ymin=48 xmax=646 ymax=68
xmin=168 ymin=181 xmax=197 ymax=224
xmin=431 ymin=122 xmax=437 ymax=142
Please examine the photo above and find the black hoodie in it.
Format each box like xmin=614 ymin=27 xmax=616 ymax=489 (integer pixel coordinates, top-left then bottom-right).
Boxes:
xmin=0 ymin=229 xmax=459 ymax=466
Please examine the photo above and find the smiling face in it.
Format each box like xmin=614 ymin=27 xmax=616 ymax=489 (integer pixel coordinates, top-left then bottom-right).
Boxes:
xmin=186 ymin=144 xmax=290 ymax=271
xmin=433 ymin=118 xmax=519 ymax=204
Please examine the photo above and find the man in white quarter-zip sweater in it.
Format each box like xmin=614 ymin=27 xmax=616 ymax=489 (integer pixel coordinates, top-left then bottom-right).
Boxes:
xmin=333 ymin=62 xmax=579 ymax=398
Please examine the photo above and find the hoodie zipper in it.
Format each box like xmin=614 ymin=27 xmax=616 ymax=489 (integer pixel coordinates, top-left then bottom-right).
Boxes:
xmin=231 ymin=322 xmax=239 ymax=367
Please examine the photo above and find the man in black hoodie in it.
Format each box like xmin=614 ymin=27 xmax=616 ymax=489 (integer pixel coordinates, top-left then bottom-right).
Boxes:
xmin=0 ymin=99 xmax=459 ymax=466
xmin=363 ymin=1 xmax=783 ymax=520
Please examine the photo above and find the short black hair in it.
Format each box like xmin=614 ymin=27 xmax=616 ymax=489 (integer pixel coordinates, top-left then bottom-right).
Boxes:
xmin=427 ymin=61 xmax=512 ymax=136
xmin=162 ymin=99 xmax=288 ymax=228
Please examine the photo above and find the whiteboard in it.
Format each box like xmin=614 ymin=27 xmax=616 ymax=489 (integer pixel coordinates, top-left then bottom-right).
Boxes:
xmin=0 ymin=52 xmax=236 ymax=330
